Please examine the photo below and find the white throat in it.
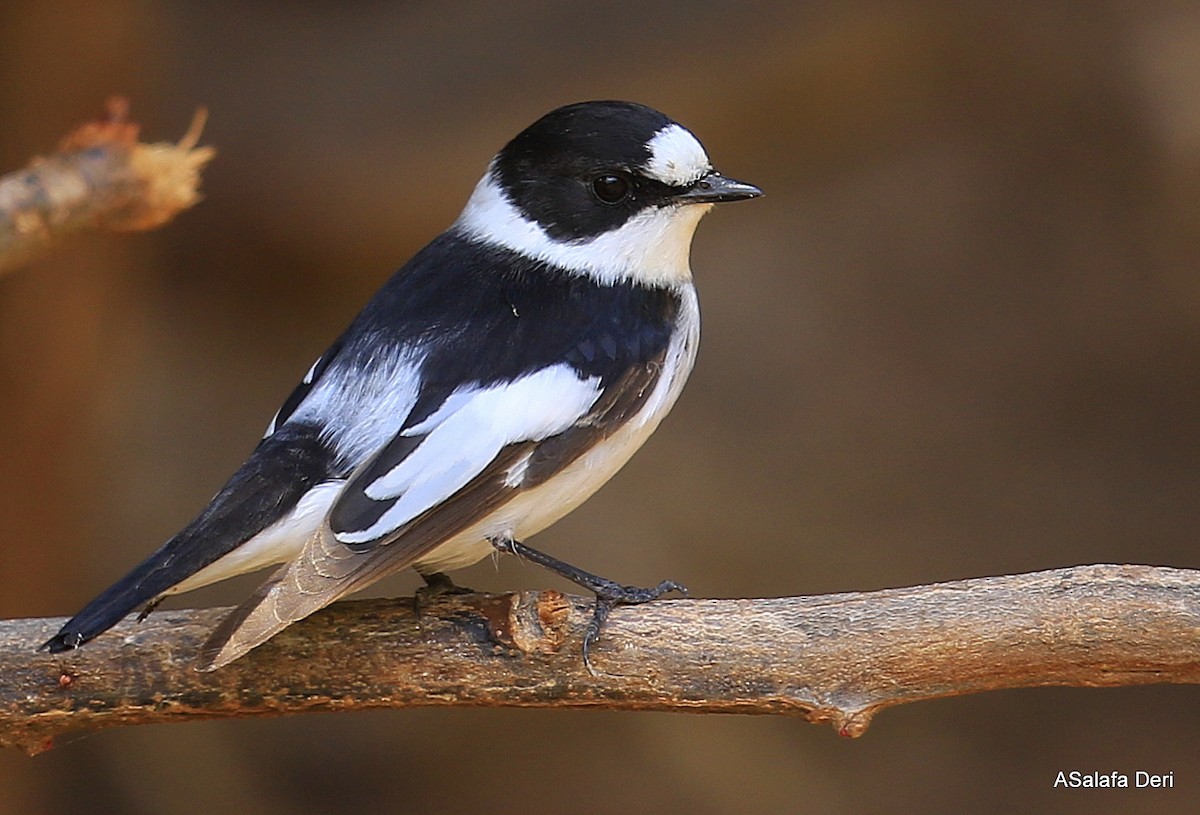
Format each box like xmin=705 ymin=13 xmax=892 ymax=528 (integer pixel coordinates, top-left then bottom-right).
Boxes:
xmin=453 ymin=172 xmax=710 ymax=287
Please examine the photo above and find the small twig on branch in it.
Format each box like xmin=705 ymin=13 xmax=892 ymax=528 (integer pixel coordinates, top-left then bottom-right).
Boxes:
xmin=2 ymin=563 xmax=1197 ymax=755
xmin=0 ymin=97 xmax=215 ymax=274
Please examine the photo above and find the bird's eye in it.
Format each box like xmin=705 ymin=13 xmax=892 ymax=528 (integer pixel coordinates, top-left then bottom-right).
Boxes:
xmin=591 ymin=173 xmax=630 ymax=204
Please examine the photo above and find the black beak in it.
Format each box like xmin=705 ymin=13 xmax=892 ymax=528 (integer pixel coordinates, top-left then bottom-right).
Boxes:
xmin=675 ymin=171 xmax=763 ymax=204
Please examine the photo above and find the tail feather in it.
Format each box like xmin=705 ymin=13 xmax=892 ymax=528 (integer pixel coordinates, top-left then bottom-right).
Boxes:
xmin=194 ymin=564 xmax=294 ymax=670
xmin=196 ymin=526 xmax=374 ymax=671
xmin=41 ymin=552 xmax=187 ymax=652
xmin=43 ymin=424 xmax=338 ymax=654
xmin=196 ymin=519 xmax=434 ymax=670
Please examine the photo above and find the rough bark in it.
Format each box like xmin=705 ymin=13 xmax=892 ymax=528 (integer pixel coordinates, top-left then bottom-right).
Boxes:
xmin=2 ymin=564 xmax=1196 ymax=754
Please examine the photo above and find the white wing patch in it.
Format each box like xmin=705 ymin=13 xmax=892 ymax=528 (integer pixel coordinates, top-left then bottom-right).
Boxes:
xmin=297 ymin=348 xmax=424 ymax=465
xmin=262 ymin=353 xmax=329 ymax=439
xmin=336 ymin=364 xmax=602 ymax=545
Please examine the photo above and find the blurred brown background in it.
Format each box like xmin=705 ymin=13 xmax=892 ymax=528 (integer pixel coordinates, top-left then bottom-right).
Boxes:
xmin=2 ymin=1 xmax=1198 ymax=813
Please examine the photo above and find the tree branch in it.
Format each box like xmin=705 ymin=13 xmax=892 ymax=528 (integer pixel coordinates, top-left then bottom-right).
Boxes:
xmin=4 ymin=564 xmax=1197 ymax=754
xmin=0 ymin=98 xmax=214 ymax=274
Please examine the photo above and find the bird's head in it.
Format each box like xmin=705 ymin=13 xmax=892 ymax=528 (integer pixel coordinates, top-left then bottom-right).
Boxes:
xmin=455 ymin=100 xmax=761 ymax=286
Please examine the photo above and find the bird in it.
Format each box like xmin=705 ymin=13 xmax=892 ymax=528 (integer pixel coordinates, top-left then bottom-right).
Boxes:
xmin=42 ymin=100 xmax=762 ymax=671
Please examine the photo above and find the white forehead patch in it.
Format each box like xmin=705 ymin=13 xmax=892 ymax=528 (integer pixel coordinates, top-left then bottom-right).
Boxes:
xmin=643 ymin=124 xmax=711 ymax=187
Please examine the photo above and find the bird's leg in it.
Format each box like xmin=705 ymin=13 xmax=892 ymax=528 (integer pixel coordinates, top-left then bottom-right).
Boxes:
xmin=412 ymin=569 xmax=476 ymax=619
xmin=489 ymin=535 xmax=687 ymax=674
xmin=136 ymin=597 xmax=164 ymax=623
xmin=417 ymin=570 xmax=474 ymax=595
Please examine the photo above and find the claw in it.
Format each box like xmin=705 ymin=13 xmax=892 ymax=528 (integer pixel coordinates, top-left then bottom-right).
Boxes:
xmin=487 ymin=534 xmax=687 ymax=674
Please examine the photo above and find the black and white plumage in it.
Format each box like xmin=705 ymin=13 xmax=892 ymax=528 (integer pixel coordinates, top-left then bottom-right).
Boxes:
xmin=43 ymin=100 xmax=761 ymax=670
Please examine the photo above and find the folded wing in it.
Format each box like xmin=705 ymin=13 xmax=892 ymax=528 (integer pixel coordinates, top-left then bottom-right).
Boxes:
xmin=197 ymin=360 xmax=663 ymax=670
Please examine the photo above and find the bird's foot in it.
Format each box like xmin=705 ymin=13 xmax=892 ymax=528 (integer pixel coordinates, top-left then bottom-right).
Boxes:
xmin=489 ymin=536 xmax=687 ymax=674
xmin=136 ymin=597 xmax=164 ymax=623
